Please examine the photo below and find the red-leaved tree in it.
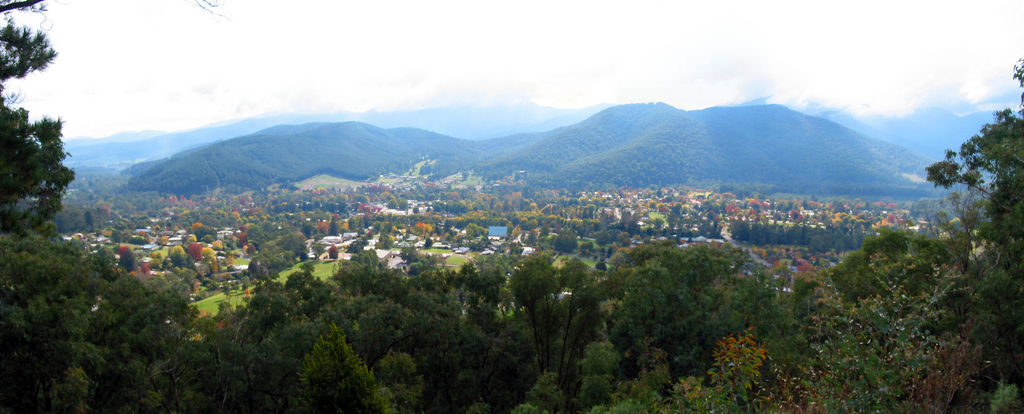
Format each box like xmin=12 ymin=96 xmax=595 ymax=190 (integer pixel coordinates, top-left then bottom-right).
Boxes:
xmin=188 ymin=242 xmax=203 ymax=261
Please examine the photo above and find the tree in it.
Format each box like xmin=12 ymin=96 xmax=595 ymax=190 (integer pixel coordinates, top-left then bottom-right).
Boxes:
xmin=187 ymin=242 xmax=203 ymax=261
xmin=0 ymin=6 xmax=72 ymax=235
xmin=348 ymin=238 xmax=367 ymax=254
xmin=169 ymin=245 xmax=190 ymax=268
xmin=925 ymin=60 xmax=1024 ymax=388
xmin=510 ymin=256 xmax=604 ymax=411
xmin=300 ymin=325 xmax=387 ymax=414
xmin=926 ymin=107 xmax=1024 ymax=273
xmin=553 ymin=229 xmax=577 ymax=253
xmin=117 ymin=246 xmax=136 ymax=272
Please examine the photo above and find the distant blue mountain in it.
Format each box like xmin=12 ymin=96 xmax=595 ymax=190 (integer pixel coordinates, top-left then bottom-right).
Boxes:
xmin=799 ymin=106 xmax=992 ymax=160
xmin=63 ymin=102 xmax=611 ymax=168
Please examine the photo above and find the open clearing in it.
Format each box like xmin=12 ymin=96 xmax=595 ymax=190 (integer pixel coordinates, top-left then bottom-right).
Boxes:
xmin=295 ymin=174 xmax=364 ymax=191
xmin=194 ymin=261 xmax=338 ymax=316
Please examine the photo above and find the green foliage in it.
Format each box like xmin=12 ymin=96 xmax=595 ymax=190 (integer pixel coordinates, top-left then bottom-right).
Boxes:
xmin=553 ymin=228 xmax=578 ymax=253
xmin=706 ymin=329 xmax=768 ymax=410
xmin=610 ymin=243 xmax=749 ymax=379
xmin=827 ymin=227 xmax=949 ymax=302
xmin=927 ymin=107 xmax=1024 ymax=273
xmin=0 ymin=23 xmax=72 ymax=235
xmin=510 ymin=256 xmax=605 ymax=411
xmin=0 ymin=235 xmax=202 ymax=412
xmin=128 ymin=122 xmax=478 ymax=195
xmin=300 ymin=324 xmax=387 ymax=414
xmin=990 ymin=383 xmax=1022 ymax=414
xmin=801 ymin=274 xmax=947 ymax=412
xmin=577 ymin=342 xmax=621 ymax=409
xmin=478 ymin=103 xmax=933 ymax=196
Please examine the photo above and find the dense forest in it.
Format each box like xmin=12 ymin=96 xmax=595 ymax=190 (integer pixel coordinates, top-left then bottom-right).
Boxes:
xmin=125 ymin=103 xmax=936 ymax=198
xmin=126 ymin=123 xmax=479 ymax=196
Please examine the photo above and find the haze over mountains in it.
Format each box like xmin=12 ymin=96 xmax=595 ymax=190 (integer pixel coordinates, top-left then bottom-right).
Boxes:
xmin=63 ymin=98 xmax=992 ymax=174
xmin=125 ymin=103 xmax=937 ymax=198
xmin=802 ymin=106 xmax=993 ymax=160
xmin=63 ymin=103 xmax=612 ymax=168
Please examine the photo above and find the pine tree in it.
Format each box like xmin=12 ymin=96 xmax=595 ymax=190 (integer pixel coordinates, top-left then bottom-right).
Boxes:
xmin=300 ymin=325 xmax=387 ymax=414
xmin=0 ymin=15 xmax=72 ymax=235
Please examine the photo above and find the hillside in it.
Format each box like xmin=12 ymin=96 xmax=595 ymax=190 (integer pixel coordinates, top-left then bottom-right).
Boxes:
xmin=476 ymin=103 xmax=935 ymax=196
xmin=126 ymin=122 xmax=476 ymax=195
xmin=128 ymin=103 xmax=938 ymax=197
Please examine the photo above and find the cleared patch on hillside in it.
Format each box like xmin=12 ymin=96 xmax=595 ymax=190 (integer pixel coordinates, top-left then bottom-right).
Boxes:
xmin=295 ymin=174 xmax=365 ymax=191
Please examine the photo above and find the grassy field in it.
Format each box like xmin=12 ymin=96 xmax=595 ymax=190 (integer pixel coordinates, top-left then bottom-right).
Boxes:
xmin=408 ymin=160 xmax=436 ymax=176
xmin=233 ymin=257 xmax=250 ymax=266
xmin=295 ymin=174 xmax=364 ymax=191
xmin=461 ymin=173 xmax=483 ymax=186
xmin=275 ymin=261 xmax=338 ymax=282
xmin=193 ymin=261 xmax=338 ymax=316
xmin=553 ymin=255 xmax=598 ymax=268
xmin=421 ymin=248 xmax=452 ymax=254
xmin=194 ymin=289 xmax=247 ymax=316
xmin=446 ymin=255 xmax=468 ymax=266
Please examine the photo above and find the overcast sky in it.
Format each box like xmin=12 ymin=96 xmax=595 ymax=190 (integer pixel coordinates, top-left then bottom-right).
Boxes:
xmin=9 ymin=0 xmax=1024 ymax=139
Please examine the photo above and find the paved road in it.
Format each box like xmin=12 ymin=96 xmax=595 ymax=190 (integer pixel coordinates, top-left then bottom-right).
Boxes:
xmin=721 ymin=229 xmax=771 ymax=267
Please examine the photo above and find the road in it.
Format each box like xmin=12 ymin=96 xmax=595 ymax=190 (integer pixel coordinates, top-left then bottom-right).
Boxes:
xmin=721 ymin=229 xmax=771 ymax=267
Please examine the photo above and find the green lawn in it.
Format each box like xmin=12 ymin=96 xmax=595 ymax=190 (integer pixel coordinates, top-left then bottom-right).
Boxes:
xmin=446 ymin=255 xmax=468 ymax=266
xmin=233 ymin=257 xmax=250 ymax=266
xmin=421 ymin=248 xmax=452 ymax=254
xmin=193 ymin=261 xmax=337 ymax=316
xmin=275 ymin=261 xmax=337 ymax=282
xmin=408 ymin=160 xmax=435 ymax=176
xmin=194 ymin=289 xmax=247 ymax=316
xmin=553 ymin=255 xmax=598 ymax=268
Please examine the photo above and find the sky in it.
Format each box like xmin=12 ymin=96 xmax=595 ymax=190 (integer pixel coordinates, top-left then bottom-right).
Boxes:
xmin=8 ymin=0 xmax=1024 ymax=139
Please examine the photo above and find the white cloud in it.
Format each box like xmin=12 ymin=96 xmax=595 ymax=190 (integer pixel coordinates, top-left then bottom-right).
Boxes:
xmin=7 ymin=0 xmax=1024 ymax=138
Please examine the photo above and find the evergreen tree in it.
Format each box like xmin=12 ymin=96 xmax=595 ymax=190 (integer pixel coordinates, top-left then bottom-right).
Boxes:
xmin=300 ymin=325 xmax=387 ymax=414
xmin=0 ymin=13 xmax=72 ymax=235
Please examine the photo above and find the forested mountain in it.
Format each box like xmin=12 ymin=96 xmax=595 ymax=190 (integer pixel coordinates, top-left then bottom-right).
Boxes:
xmin=477 ymin=103 xmax=935 ymax=196
xmin=128 ymin=103 xmax=937 ymax=197
xmin=126 ymin=122 xmax=476 ymax=195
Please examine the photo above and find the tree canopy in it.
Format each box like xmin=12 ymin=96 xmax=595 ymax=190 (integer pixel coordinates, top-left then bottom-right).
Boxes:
xmin=0 ymin=6 xmax=72 ymax=235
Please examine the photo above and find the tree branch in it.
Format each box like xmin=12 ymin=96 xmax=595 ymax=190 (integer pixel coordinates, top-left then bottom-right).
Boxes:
xmin=0 ymin=0 xmax=46 ymax=14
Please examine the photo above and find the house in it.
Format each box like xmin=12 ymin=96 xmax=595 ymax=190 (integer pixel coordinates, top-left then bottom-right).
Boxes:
xmin=521 ymin=247 xmax=535 ymax=255
xmin=321 ymin=236 xmax=343 ymax=244
xmin=488 ymin=226 xmax=508 ymax=239
xmin=374 ymin=249 xmax=398 ymax=261
xmin=387 ymin=257 xmax=406 ymax=270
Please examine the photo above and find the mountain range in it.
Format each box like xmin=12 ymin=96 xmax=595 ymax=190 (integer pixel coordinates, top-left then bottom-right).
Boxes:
xmin=125 ymin=103 xmax=938 ymax=197
xmin=799 ymin=105 xmax=991 ymax=160
xmin=63 ymin=103 xmax=611 ymax=168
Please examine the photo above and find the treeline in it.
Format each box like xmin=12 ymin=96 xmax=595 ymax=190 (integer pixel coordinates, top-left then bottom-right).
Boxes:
xmin=6 ymin=226 xmax=1024 ymax=412
xmin=729 ymin=220 xmax=870 ymax=253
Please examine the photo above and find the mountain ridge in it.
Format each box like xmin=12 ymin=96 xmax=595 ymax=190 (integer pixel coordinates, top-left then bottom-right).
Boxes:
xmin=126 ymin=103 xmax=939 ymax=197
